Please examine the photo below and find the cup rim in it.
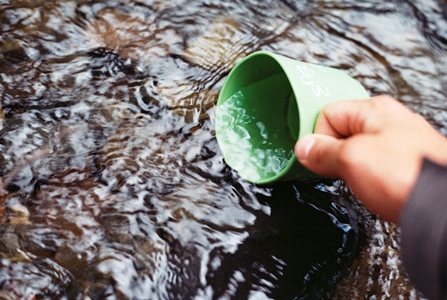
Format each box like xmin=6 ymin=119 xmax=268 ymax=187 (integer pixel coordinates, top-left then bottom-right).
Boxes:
xmin=216 ymin=51 xmax=300 ymax=184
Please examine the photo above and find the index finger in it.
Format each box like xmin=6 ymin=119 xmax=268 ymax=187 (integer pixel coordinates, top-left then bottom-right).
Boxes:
xmin=313 ymin=96 xmax=402 ymax=138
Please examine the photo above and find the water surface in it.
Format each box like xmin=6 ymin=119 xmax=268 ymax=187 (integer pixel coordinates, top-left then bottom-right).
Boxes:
xmin=1 ymin=0 xmax=446 ymax=299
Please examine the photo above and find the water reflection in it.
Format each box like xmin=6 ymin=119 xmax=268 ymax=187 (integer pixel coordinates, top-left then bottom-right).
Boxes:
xmin=1 ymin=0 xmax=446 ymax=299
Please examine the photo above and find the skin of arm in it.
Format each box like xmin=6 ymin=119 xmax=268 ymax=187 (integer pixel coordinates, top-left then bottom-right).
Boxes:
xmin=295 ymin=95 xmax=447 ymax=223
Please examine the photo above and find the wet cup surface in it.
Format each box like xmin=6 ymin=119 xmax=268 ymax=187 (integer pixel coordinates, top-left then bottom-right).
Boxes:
xmin=215 ymin=51 xmax=369 ymax=184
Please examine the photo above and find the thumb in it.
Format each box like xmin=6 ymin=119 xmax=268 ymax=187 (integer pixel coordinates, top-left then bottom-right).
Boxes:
xmin=295 ymin=134 xmax=344 ymax=178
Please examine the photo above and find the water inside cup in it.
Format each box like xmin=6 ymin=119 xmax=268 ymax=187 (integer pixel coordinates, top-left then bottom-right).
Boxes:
xmin=215 ymin=73 xmax=299 ymax=183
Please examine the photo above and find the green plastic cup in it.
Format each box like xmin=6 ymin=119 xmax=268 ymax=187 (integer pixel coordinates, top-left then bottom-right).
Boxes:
xmin=215 ymin=51 xmax=369 ymax=184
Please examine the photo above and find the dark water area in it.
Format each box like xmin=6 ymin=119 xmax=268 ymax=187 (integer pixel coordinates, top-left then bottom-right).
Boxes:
xmin=0 ymin=0 xmax=446 ymax=299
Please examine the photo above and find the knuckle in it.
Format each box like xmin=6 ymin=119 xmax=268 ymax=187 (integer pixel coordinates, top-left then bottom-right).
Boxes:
xmin=371 ymin=95 xmax=404 ymax=112
xmin=371 ymin=95 xmax=396 ymax=105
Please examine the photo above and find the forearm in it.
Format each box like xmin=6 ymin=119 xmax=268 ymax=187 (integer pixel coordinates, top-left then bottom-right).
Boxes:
xmin=400 ymin=159 xmax=447 ymax=300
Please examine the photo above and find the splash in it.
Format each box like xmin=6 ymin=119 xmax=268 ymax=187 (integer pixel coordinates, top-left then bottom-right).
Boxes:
xmin=215 ymin=74 xmax=296 ymax=183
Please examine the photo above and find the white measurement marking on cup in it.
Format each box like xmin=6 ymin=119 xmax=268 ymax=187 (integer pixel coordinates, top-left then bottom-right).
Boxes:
xmin=296 ymin=64 xmax=330 ymax=97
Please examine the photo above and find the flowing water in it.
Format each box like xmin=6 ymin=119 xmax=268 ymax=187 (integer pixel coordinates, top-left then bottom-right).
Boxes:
xmin=1 ymin=0 xmax=447 ymax=299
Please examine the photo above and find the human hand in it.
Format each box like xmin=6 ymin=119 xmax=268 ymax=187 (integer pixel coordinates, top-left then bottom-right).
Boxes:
xmin=295 ymin=96 xmax=447 ymax=223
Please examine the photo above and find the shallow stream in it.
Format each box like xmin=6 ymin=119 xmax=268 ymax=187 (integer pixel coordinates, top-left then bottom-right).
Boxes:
xmin=1 ymin=0 xmax=447 ymax=299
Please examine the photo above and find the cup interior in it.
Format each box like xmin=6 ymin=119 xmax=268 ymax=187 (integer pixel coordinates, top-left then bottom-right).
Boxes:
xmin=216 ymin=53 xmax=299 ymax=184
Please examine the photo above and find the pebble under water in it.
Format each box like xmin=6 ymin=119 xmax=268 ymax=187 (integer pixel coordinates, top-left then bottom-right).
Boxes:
xmin=1 ymin=0 xmax=447 ymax=299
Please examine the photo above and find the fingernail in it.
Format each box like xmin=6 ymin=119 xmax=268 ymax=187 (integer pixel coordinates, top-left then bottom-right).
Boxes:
xmin=296 ymin=135 xmax=316 ymax=161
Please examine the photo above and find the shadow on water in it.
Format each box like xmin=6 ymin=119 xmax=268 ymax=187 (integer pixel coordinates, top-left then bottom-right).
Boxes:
xmin=198 ymin=179 xmax=367 ymax=300
xmin=0 ymin=0 xmax=446 ymax=299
